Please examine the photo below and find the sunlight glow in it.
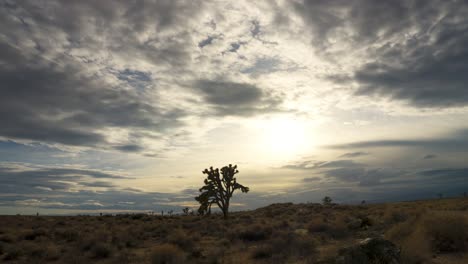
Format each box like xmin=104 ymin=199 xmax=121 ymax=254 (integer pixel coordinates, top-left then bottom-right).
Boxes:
xmin=255 ymin=116 xmax=312 ymax=159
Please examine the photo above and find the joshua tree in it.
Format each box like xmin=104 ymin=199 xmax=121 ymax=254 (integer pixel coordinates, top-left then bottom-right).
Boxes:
xmin=322 ymin=196 xmax=332 ymax=205
xmin=182 ymin=207 xmax=191 ymax=216
xmin=195 ymin=164 xmax=249 ymax=219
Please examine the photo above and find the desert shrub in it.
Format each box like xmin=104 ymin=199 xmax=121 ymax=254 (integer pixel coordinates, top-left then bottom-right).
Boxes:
xmin=328 ymin=225 xmax=349 ymax=239
xmin=307 ymin=219 xmax=329 ymax=233
xmin=55 ymin=220 xmax=66 ymax=226
xmin=386 ymin=219 xmax=415 ymax=242
xmin=251 ymin=232 xmax=317 ymax=261
xmin=0 ymin=234 xmax=14 ymax=243
xmin=80 ymin=238 xmax=95 ymax=252
xmin=287 ymin=234 xmax=318 ymax=257
xmin=359 ymin=215 xmax=373 ymax=227
xmin=425 ymin=213 xmax=468 ymax=253
xmin=24 ymin=242 xmax=46 ymax=258
xmin=252 ymin=245 xmax=273 ymax=259
xmin=55 ymin=228 xmax=79 ymax=242
xmin=385 ymin=210 xmax=409 ymax=224
xmin=3 ymin=245 xmax=22 ymax=261
xmin=238 ymin=225 xmax=272 ymax=242
xmin=167 ymin=229 xmax=194 ymax=251
xmin=23 ymin=242 xmax=60 ymax=261
xmin=130 ymin=213 xmax=146 ymax=220
xmin=112 ymin=229 xmax=139 ymax=248
xmin=23 ymin=228 xmax=47 ymax=240
xmin=150 ymin=244 xmax=185 ymax=264
xmin=91 ymin=243 xmax=113 ymax=259
xmin=43 ymin=244 xmax=61 ymax=261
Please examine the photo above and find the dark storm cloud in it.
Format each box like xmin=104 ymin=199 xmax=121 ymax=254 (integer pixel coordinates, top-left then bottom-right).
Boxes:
xmin=0 ymin=0 xmax=204 ymax=149
xmin=0 ymin=44 xmax=181 ymax=147
xmin=192 ymin=80 xmax=283 ymax=116
xmin=291 ymin=0 xmax=468 ymax=107
xmin=1 ymin=0 xmax=201 ymax=66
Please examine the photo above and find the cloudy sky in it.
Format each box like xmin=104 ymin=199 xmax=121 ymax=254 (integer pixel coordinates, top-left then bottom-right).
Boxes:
xmin=1 ymin=0 xmax=468 ymax=214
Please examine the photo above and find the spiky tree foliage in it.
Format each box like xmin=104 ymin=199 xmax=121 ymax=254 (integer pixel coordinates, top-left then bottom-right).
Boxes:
xmin=322 ymin=196 xmax=332 ymax=205
xmin=195 ymin=164 xmax=249 ymax=219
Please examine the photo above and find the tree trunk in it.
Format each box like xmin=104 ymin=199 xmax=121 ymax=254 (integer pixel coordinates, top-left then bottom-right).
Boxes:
xmin=223 ymin=200 xmax=230 ymax=219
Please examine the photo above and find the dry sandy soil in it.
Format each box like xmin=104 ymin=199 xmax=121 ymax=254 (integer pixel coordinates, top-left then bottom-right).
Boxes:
xmin=0 ymin=198 xmax=467 ymax=263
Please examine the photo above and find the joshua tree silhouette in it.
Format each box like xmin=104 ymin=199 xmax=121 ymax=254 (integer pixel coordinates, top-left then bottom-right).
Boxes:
xmin=195 ymin=164 xmax=249 ymax=219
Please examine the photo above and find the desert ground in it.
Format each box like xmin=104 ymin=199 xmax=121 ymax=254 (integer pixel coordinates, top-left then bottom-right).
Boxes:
xmin=0 ymin=197 xmax=467 ymax=263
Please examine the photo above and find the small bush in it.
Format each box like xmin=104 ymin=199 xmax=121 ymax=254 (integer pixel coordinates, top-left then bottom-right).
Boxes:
xmin=167 ymin=229 xmax=194 ymax=251
xmin=251 ymin=245 xmax=273 ymax=259
xmin=385 ymin=210 xmax=409 ymax=224
xmin=43 ymin=244 xmax=61 ymax=261
xmin=91 ymin=243 xmax=112 ymax=259
xmin=55 ymin=228 xmax=79 ymax=242
xmin=3 ymin=246 xmax=22 ymax=261
xmin=151 ymin=244 xmax=185 ymax=264
xmin=252 ymin=233 xmax=317 ymax=261
xmin=23 ymin=228 xmax=47 ymax=240
xmin=0 ymin=234 xmax=14 ymax=243
xmin=238 ymin=225 xmax=272 ymax=242
xmin=308 ymin=220 xmax=329 ymax=233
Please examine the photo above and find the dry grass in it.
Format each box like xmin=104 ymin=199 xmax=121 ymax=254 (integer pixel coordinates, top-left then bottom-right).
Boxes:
xmin=0 ymin=197 xmax=466 ymax=263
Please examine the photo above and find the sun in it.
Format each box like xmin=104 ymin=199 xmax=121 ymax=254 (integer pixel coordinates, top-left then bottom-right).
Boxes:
xmin=255 ymin=116 xmax=310 ymax=159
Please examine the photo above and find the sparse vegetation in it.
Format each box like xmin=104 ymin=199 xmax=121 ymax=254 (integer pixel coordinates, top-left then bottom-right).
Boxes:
xmin=150 ymin=244 xmax=185 ymax=264
xmin=0 ymin=198 xmax=467 ymax=263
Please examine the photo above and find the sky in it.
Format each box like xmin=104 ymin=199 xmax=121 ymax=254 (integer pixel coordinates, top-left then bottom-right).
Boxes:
xmin=1 ymin=0 xmax=468 ymax=215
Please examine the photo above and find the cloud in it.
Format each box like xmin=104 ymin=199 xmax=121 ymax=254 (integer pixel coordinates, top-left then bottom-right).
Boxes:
xmin=291 ymin=0 xmax=468 ymax=108
xmin=0 ymin=163 xmax=190 ymax=211
xmin=113 ymin=144 xmax=144 ymax=153
xmin=328 ymin=129 xmax=468 ymax=151
xmin=0 ymin=10 xmax=191 ymax=151
xmin=283 ymin=159 xmax=365 ymax=170
xmin=419 ymin=168 xmax=468 ymax=181
xmin=339 ymin=152 xmax=369 ymax=158
xmin=302 ymin=177 xmax=321 ymax=182
xmin=0 ymin=163 xmax=131 ymax=195
xmin=192 ymin=80 xmax=283 ymax=116
xmin=423 ymin=154 xmax=437 ymax=160
xmin=80 ymin=181 xmax=117 ymax=188
xmin=199 ymin=36 xmax=217 ymax=48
